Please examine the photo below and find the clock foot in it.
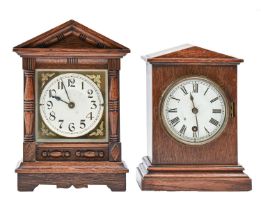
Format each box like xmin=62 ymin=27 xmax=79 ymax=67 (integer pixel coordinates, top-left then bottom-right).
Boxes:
xmin=18 ymin=174 xmax=39 ymax=191
xmin=16 ymin=161 xmax=128 ymax=191
xmin=137 ymin=156 xmax=252 ymax=191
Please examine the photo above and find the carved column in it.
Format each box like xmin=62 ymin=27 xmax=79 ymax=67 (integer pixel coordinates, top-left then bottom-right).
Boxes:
xmin=108 ymin=59 xmax=121 ymax=162
xmin=23 ymin=58 xmax=36 ymax=161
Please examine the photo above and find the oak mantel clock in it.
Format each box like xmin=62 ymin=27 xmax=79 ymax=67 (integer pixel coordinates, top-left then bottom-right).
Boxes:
xmin=14 ymin=20 xmax=130 ymax=191
xmin=137 ymin=44 xmax=251 ymax=191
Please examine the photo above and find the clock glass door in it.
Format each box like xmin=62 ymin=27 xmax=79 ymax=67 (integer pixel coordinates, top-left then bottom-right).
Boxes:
xmin=161 ymin=76 xmax=229 ymax=145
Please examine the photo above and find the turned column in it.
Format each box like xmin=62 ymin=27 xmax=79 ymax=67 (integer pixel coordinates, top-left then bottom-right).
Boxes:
xmin=23 ymin=58 xmax=36 ymax=161
xmin=108 ymin=59 xmax=121 ymax=161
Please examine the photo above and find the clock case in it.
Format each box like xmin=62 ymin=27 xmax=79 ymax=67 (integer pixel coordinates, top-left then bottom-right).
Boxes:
xmin=137 ymin=45 xmax=251 ymax=191
xmin=14 ymin=20 xmax=130 ymax=191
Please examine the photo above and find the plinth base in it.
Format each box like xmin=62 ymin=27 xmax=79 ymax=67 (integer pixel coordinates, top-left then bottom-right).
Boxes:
xmin=16 ymin=161 xmax=128 ymax=191
xmin=137 ymin=156 xmax=251 ymax=191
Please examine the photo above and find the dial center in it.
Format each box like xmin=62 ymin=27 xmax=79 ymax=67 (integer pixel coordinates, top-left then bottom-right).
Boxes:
xmin=68 ymin=102 xmax=75 ymax=109
xmin=192 ymin=107 xmax=198 ymax=114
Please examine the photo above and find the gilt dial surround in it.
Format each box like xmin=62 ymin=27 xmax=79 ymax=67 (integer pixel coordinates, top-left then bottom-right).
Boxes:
xmin=39 ymin=72 xmax=104 ymax=138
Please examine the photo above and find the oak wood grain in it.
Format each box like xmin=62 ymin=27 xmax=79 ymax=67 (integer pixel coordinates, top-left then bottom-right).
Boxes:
xmin=137 ymin=156 xmax=251 ymax=191
xmin=14 ymin=20 xmax=129 ymax=191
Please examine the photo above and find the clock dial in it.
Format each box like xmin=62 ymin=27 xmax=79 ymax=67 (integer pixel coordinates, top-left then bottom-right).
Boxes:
xmin=39 ymin=73 xmax=104 ymax=137
xmin=161 ymin=76 xmax=228 ymax=145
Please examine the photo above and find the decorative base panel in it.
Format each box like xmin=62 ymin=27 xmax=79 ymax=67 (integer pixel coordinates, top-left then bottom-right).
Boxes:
xmin=16 ymin=161 xmax=128 ymax=191
xmin=137 ymin=156 xmax=251 ymax=191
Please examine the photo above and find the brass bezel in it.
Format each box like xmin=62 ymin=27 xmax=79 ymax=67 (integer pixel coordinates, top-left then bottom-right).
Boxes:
xmin=160 ymin=75 xmax=229 ymax=146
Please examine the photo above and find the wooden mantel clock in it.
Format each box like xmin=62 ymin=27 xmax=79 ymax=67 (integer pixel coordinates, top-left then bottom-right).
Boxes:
xmin=137 ymin=44 xmax=252 ymax=191
xmin=14 ymin=20 xmax=130 ymax=191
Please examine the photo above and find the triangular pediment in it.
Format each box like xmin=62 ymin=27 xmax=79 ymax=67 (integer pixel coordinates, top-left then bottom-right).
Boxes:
xmin=143 ymin=44 xmax=243 ymax=64
xmin=14 ymin=20 xmax=130 ymax=57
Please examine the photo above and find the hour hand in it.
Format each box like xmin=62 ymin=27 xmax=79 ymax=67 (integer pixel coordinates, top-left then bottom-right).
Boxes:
xmin=190 ymin=92 xmax=194 ymax=101
xmin=52 ymin=95 xmax=69 ymax=105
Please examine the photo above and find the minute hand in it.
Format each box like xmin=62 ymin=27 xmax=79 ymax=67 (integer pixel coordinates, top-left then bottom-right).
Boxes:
xmin=190 ymin=93 xmax=199 ymax=136
xmin=61 ymin=79 xmax=71 ymax=102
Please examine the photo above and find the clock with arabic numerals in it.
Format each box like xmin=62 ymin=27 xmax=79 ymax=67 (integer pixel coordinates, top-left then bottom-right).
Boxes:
xmin=14 ymin=20 xmax=130 ymax=191
xmin=137 ymin=45 xmax=252 ymax=191
xmin=38 ymin=72 xmax=104 ymax=139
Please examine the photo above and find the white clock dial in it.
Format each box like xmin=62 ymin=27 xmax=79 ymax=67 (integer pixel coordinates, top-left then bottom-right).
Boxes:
xmin=39 ymin=73 xmax=104 ymax=137
xmin=161 ymin=76 xmax=228 ymax=145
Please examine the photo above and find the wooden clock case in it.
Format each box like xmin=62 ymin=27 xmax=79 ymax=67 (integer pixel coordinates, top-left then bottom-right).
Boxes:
xmin=137 ymin=45 xmax=252 ymax=191
xmin=14 ymin=20 xmax=130 ymax=191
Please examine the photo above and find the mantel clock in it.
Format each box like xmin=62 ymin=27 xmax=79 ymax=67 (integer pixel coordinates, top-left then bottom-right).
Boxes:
xmin=137 ymin=44 xmax=251 ymax=191
xmin=14 ymin=20 xmax=130 ymax=191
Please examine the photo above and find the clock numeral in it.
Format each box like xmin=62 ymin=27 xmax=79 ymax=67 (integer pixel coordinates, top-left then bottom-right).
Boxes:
xmin=179 ymin=125 xmax=187 ymax=136
xmin=209 ymin=118 xmax=219 ymax=126
xmin=204 ymin=127 xmax=210 ymax=134
xmin=193 ymin=83 xmax=198 ymax=93
xmin=87 ymin=89 xmax=94 ymax=98
xmin=68 ymin=78 xmax=75 ymax=87
xmin=168 ymin=108 xmax=177 ymax=113
xmin=58 ymin=119 xmax=64 ymax=129
xmin=49 ymin=89 xmax=56 ymax=98
xmin=68 ymin=122 xmax=75 ymax=132
xmin=170 ymin=96 xmax=180 ymax=102
xmin=46 ymin=101 xmax=53 ymax=109
xmin=58 ymin=81 xmax=65 ymax=89
xmin=49 ymin=111 xmax=56 ymax=121
xmin=204 ymin=87 xmax=209 ymax=95
xmin=80 ymin=119 xmax=86 ymax=129
xmin=212 ymin=109 xmax=221 ymax=113
xmin=82 ymin=82 xmax=84 ymax=90
xmin=193 ymin=131 xmax=198 ymax=138
xmin=170 ymin=117 xmax=180 ymax=126
xmin=91 ymin=100 xmax=97 ymax=109
xmin=86 ymin=112 xmax=93 ymax=120
xmin=210 ymin=97 xmax=219 ymax=103
xmin=180 ymin=86 xmax=188 ymax=95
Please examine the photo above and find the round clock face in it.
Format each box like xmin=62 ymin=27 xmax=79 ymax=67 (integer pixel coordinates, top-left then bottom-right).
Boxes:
xmin=39 ymin=73 xmax=104 ymax=138
xmin=161 ymin=76 xmax=228 ymax=145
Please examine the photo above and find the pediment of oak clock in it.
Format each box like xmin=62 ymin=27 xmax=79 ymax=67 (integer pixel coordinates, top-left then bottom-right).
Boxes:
xmin=13 ymin=20 xmax=130 ymax=57
xmin=143 ymin=44 xmax=243 ymax=64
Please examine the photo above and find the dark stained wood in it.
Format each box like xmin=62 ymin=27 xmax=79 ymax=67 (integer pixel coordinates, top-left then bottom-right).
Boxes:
xmin=17 ymin=161 xmax=128 ymax=191
xmin=147 ymin=46 xmax=243 ymax=64
xmin=23 ymin=142 xmax=36 ymax=161
xmin=14 ymin=20 xmax=129 ymax=191
xmin=151 ymin=64 xmax=237 ymax=164
xmin=109 ymin=142 xmax=121 ymax=161
xmin=23 ymin=58 xmax=36 ymax=161
xmin=137 ymin=45 xmax=251 ymax=191
xmin=137 ymin=156 xmax=251 ymax=191
xmin=36 ymin=144 xmax=108 ymax=161
xmin=13 ymin=20 xmax=130 ymax=58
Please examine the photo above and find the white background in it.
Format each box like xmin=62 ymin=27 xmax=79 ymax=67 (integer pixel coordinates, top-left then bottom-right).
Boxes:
xmin=0 ymin=0 xmax=260 ymax=209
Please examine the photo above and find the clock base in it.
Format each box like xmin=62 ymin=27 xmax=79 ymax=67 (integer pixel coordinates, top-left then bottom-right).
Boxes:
xmin=16 ymin=161 xmax=128 ymax=191
xmin=137 ymin=156 xmax=251 ymax=191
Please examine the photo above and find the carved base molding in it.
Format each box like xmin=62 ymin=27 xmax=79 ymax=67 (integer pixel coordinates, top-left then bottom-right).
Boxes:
xmin=16 ymin=161 xmax=128 ymax=191
xmin=137 ymin=156 xmax=252 ymax=191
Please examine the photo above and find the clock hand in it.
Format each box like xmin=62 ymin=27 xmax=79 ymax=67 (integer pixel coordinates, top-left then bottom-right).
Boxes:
xmin=190 ymin=93 xmax=196 ymax=108
xmin=52 ymin=95 xmax=69 ymax=105
xmin=61 ymin=79 xmax=71 ymax=102
xmin=190 ymin=93 xmax=199 ymax=136
xmin=52 ymin=95 xmax=75 ymax=109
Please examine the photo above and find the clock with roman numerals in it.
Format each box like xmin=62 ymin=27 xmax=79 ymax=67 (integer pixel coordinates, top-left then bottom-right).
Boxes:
xmin=137 ymin=45 xmax=251 ymax=191
xmin=161 ymin=76 xmax=228 ymax=145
